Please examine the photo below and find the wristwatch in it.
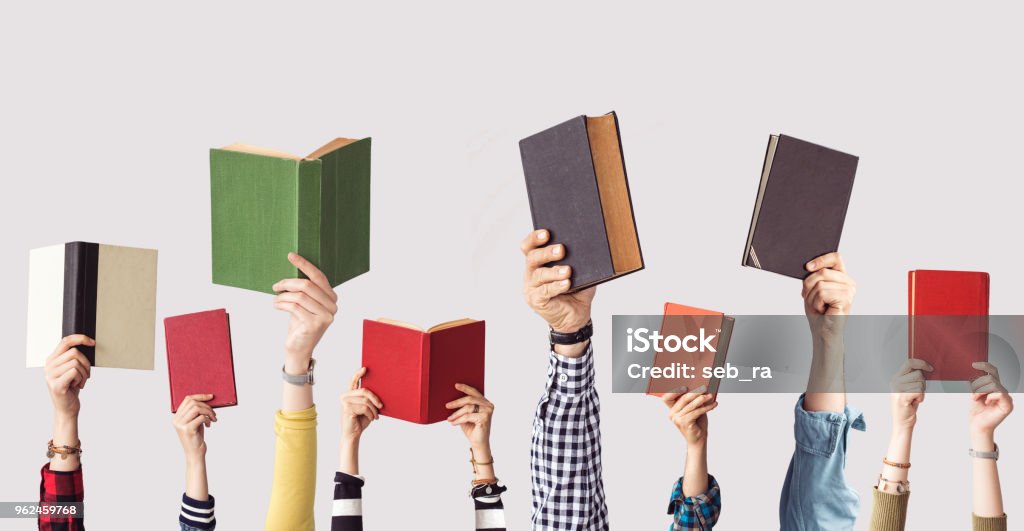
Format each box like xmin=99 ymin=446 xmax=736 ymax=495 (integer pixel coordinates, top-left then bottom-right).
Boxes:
xmin=282 ymin=358 xmax=316 ymax=386
xmin=549 ymin=320 xmax=593 ymax=347
xmin=969 ymin=443 xmax=999 ymax=460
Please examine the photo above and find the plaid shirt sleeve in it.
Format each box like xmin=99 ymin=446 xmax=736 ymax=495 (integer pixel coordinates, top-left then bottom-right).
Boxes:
xmin=531 ymin=343 xmax=610 ymax=530
xmin=38 ymin=463 xmax=84 ymax=531
xmin=667 ymin=474 xmax=721 ymax=530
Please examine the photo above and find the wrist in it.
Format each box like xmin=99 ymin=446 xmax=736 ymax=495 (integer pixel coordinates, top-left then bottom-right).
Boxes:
xmin=284 ymin=355 xmax=312 ymax=375
xmin=686 ymin=437 xmax=708 ymax=453
xmin=970 ymin=430 xmax=996 ymax=450
xmin=470 ymin=444 xmax=493 ymax=462
xmin=551 ymin=318 xmax=589 ymax=334
xmin=185 ymin=453 xmax=207 ymax=469
xmin=51 ymin=414 xmax=79 ymax=445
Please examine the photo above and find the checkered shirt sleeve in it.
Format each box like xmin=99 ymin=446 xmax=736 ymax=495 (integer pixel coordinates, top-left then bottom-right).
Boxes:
xmin=531 ymin=344 xmax=609 ymax=530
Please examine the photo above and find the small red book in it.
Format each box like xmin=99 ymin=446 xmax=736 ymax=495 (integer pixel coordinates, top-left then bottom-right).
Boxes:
xmin=165 ymin=309 xmax=238 ymax=412
xmin=361 ymin=318 xmax=485 ymax=424
xmin=909 ymin=270 xmax=989 ymax=381
xmin=647 ymin=303 xmax=734 ymax=400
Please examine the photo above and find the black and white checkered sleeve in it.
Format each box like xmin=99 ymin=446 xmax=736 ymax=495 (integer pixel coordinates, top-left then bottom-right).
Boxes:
xmin=530 ymin=343 xmax=609 ymax=530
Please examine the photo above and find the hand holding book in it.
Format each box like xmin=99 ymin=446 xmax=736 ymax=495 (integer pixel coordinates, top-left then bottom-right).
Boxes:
xmin=521 ymin=229 xmax=595 ymax=356
xmin=45 ymin=335 xmax=93 ymax=472
xmin=446 ymin=384 xmax=496 ymax=481
xmin=272 ymin=252 xmax=339 ymax=370
xmin=341 ymin=367 xmax=382 ymax=442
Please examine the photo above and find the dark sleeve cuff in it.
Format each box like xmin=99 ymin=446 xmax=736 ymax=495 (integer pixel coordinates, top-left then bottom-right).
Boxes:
xmin=334 ymin=471 xmax=366 ymax=487
xmin=180 ymin=493 xmax=216 ymax=530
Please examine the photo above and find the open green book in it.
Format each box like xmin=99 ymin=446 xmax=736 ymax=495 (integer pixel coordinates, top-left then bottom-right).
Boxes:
xmin=210 ymin=138 xmax=371 ymax=293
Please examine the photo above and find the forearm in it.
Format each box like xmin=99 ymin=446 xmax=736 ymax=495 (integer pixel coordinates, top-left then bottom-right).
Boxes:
xmin=804 ymin=334 xmax=846 ymax=412
xmin=185 ymin=455 xmax=209 ymax=501
xmin=971 ymin=431 xmax=1003 ymax=518
xmin=471 ymin=442 xmax=495 ymax=481
xmin=339 ymin=436 xmax=359 ymax=476
xmin=882 ymin=428 xmax=912 ymax=483
xmin=282 ymin=355 xmax=314 ymax=412
xmin=682 ymin=441 xmax=709 ymax=497
xmin=50 ymin=412 xmax=80 ymax=472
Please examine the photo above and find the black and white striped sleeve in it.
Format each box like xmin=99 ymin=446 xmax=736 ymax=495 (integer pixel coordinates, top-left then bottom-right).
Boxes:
xmin=179 ymin=493 xmax=216 ymax=530
xmin=473 ymin=482 xmax=508 ymax=531
xmin=331 ymin=472 xmax=364 ymax=531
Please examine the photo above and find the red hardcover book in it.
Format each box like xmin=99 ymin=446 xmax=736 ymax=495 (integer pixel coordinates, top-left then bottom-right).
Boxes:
xmin=361 ymin=318 xmax=485 ymax=424
xmin=908 ymin=270 xmax=989 ymax=380
xmin=647 ymin=303 xmax=733 ymax=400
xmin=165 ymin=309 xmax=238 ymax=412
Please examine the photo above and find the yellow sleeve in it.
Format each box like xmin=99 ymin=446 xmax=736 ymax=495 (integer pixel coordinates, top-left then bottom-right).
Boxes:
xmin=265 ymin=405 xmax=318 ymax=531
xmin=868 ymin=487 xmax=909 ymax=531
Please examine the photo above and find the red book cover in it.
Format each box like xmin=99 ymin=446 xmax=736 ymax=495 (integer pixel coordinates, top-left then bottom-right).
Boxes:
xmin=908 ymin=270 xmax=989 ymax=380
xmin=361 ymin=318 xmax=485 ymax=424
xmin=165 ymin=309 xmax=237 ymax=413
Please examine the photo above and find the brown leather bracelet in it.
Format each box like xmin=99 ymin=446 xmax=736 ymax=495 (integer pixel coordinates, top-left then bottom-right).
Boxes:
xmin=47 ymin=439 xmax=83 ymax=460
xmin=882 ymin=457 xmax=910 ymax=469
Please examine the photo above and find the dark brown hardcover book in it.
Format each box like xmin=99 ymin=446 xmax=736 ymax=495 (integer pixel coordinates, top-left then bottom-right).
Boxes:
xmin=519 ymin=112 xmax=643 ymax=291
xmin=742 ymin=135 xmax=858 ymax=279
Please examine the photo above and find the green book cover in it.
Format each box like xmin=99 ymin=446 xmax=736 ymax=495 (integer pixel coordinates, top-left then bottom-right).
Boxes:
xmin=210 ymin=138 xmax=371 ymax=294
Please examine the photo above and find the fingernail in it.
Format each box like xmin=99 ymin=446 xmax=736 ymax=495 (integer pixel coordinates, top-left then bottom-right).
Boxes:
xmin=694 ymin=385 xmax=706 ymax=393
xmin=806 ymin=260 xmax=816 ymax=270
xmin=537 ymin=231 xmax=547 ymax=240
xmin=560 ymin=280 xmax=570 ymax=287
xmin=559 ymin=266 xmax=569 ymax=276
xmin=553 ymin=246 xmax=562 ymax=256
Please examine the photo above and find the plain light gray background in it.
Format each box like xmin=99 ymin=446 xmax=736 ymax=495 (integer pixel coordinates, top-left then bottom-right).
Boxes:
xmin=1 ymin=2 xmax=1022 ymax=529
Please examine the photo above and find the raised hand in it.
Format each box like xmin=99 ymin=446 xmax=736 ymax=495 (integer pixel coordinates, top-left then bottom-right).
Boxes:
xmin=44 ymin=335 xmax=94 ymax=418
xmin=969 ymin=362 xmax=1014 ymax=437
xmin=273 ymin=252 xmax=339 ymax=369
xmin=446 ymin=384 xmax=495 ymax=448
xmin=802 ymin=252 xmax=856 ymax=317
xmin=446 ymin=383 xmax=496 ymax=479
xmin=661 ymin=386 xmax=717 ymax=448
xmin=890 ymin=358 xmax=932 ymax=432
xmin=173 ymin=394 xmax=218 ymax=459
xmin=521 ymin=230 xmax=595 ymax=355
xmin=340 ymin=367 xmax=382 ymax=442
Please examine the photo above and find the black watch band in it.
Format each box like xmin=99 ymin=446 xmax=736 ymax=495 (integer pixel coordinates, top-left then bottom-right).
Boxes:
xmin=549 ymin=321 xmax=593 ymax=345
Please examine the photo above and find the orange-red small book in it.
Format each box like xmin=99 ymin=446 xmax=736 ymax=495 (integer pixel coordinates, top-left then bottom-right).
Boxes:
xmin=647 ymin=303 xmax=734 ymax=400
xmin=361 ymin=318 xmax=485 ymax=424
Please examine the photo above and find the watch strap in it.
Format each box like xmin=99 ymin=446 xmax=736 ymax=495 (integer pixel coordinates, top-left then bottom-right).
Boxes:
xmin=969 ymin=443 xmax=999 ymax=460
xmin=549 ymin=321 xmax=593 ymax=346
xmin=282 ymin=358 xmax=316 ymax=386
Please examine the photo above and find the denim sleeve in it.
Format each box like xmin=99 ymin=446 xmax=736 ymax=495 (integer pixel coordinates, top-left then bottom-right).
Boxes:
xmin=779 ymin=394 xmax=865 ymax=531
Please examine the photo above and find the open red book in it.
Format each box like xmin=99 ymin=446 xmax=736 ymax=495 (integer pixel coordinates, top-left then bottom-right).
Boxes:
xmin=165 ymin=309 xmax=237 ymax=413
xmin=909 ymin=270 xmax=989 ymax=380
xmin=647 ymin=303 xmax=734 ymax=400
xmin=361 ymin=318 xmax=485 ymax=424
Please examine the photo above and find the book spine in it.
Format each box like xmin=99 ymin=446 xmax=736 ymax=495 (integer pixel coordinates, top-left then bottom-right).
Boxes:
xmin=420 ymin=333 xmax=431 ymax=424
xmin=62 ymin=242 xmax=98 ymax=365
xmin=296 ymin=160 xmax=322 ymax=278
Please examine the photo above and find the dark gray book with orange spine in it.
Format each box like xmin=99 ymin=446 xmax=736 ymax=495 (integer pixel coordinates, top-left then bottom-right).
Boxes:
xmin=519 ymin=112 xmax=643 ymax=291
